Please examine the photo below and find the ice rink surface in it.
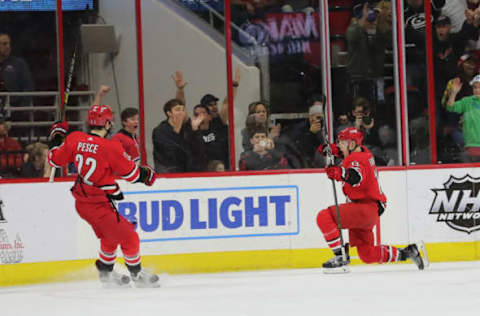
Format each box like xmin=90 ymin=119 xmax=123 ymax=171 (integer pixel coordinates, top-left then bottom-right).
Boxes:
xmin=1 ymin=261 xmax=479 ymax=316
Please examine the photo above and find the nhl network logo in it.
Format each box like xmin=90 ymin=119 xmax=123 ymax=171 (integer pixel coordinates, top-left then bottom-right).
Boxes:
xmin=429 ymin=175 xmax=480 ymax=234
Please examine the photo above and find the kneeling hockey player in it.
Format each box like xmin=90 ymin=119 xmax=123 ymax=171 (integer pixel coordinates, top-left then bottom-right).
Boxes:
xmin=317 ymin=127 xmax=428 ymax=273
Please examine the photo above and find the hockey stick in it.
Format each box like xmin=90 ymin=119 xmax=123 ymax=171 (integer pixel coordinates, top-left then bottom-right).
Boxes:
xmin=322 ymin=101 xmax=347 ymax=262
xmin=49 ymin=41 xmax=78 ymax=182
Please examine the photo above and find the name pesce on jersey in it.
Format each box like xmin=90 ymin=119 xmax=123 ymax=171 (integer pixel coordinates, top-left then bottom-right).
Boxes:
xmin=77 ymin=142 xmax=99 ymax=154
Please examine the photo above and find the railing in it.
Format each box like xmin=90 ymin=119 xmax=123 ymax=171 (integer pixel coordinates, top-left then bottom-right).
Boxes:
xmin=0 ymin=90 xmax=95 ymax=127
xmin=0 ymin=90 xmax=96 ymax=143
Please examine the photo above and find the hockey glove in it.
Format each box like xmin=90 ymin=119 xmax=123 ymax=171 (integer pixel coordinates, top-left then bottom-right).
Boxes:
xmin=49 ymin=121 xmax=69 ymax=139
xmin=139 ymin=165 xmax=156 ymax=186
xmin=48 ymin=121 xmax=69 ymax=148
xmin=326 ymin=166 xmax=345 ymax=181
xmin=318 ymin=143 xmax=341 ymax=158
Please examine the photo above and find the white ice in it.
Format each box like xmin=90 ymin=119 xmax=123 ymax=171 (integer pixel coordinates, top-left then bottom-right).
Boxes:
xmin=1 ymin=261 xmax=479 ymax=316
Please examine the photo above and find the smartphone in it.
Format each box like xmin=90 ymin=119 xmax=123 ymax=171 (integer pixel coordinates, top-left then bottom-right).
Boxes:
xmin=269 ymin=117 xmax=276 ymax=127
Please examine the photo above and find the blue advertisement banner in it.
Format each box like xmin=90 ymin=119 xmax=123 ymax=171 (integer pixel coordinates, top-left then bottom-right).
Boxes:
xmin=119 ymin=185 xmax=300 ymax=242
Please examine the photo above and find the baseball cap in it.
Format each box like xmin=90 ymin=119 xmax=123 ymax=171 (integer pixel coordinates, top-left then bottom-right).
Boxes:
xmin=200 ymin=94 xmax=219 ymax=106
xmin=457 ymin=53 xmax=477 ymax=69
xmin=469 ymin=74 xmax=480 ymax=86
xmin=353 ymin=4 xmax=377 ymax=22
xmin=435 ymin=15 xmax=451 ymax=26
xmin=309 ymin=104 xmax=324 ymax=116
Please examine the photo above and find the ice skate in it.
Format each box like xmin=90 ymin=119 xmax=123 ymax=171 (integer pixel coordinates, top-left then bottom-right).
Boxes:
xmin=400 ymin=241 xmax=429 ymax=270
xmin=131 ymin=269 xmax=160 ymax=288
xmin=96 ymin=260 xmax=131 ymax=288
xmin=323 ymin=244 xmax=350 ymax=274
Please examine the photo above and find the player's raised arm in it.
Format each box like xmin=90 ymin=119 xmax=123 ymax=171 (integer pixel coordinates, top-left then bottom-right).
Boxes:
xmin=92 ymin=85 xmax=111 ymax=106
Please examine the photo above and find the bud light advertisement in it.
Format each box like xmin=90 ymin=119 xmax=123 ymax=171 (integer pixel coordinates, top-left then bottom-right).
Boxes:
xmin=118 ymin=185 xmax=300 ymax=242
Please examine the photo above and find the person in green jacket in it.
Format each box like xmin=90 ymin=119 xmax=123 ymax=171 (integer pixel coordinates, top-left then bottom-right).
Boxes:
xmin=447 ymin=74 xmax=480 ymax=162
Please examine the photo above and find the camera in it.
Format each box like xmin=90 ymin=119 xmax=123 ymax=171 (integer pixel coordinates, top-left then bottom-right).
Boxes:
xmin=362 ymin=115 xmax=372 ymax=125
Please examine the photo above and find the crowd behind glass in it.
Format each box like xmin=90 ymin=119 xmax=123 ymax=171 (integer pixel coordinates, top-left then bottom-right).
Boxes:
xmin=1 ymin=0 xmax=480 ymax=178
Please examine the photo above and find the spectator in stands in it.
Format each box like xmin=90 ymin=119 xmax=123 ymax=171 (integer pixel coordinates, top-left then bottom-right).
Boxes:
xmin=207 ymin=160 xmax=225 ymax=172
xmin=351 ymin=97 xmax=375 ymax=140
xmin=333 ymin=96 xmax=386 ymax=163
xmin=441 ymin=54 xmax=478 ymax=148
xmin=241 ymin=101 xmax=274 ymax=151
xmin=287 ymin=94 xmax=326 ymax=168
xmin=199 ymin=66 xmax=241 ymax=170
xmin=0 ymin=32 xmax=34 ymax=115
xmin=442 ymin=54 xmax=478 ymax=104
xmin=200 ymin=66 xmax=241 ymax=125
xmin=21 ymin=142 xmax=50 ymax=178
xmin=152 ymin=98 xmax=207 ymax=173
xmin=241 ymin=100 xmax=301 ymax=168
xmin=193 ymin=103 xmax=230 ymax=170
xmin=433 ymin=12 xmax=479 ymax=152
xmin=376 ymin=0 xmax=393 ymax=41
xmin=346 ymin=2 xmax=390 ymax=105
xmin=433 ymin=14 xmax=478 ymax=90
xmin=404 ymin=0 xmax=445 ymax=92
xmin=239 ymin=125 xmax=288 ymax=170
xmin=111 ymin=107 xmax=141 ymax=164
xmin=0 ymin=117 xmax=22 ymax=177
xmin=351 ymin=97 xmax=387 ymax=162
xmin=446 ymin=75 xmax=480 ymax=162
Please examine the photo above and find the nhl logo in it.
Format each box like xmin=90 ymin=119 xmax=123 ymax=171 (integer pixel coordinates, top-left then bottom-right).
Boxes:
xmin=429 ymin=175 xmax=480 ymax=234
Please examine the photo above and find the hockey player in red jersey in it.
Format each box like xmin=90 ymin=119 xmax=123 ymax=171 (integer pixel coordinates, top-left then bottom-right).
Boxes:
xmin=47 ymin=104 xmax=159 ymax=287
xmin=317 ymin=127 xmax=428 ymax=272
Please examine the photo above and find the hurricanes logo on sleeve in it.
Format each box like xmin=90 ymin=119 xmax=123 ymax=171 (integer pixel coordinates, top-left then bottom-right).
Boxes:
xmin=429 ymin=175 xmax=480 ymax=234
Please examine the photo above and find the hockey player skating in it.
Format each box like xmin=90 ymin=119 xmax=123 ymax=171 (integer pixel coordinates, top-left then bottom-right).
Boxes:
xmin=48 ymin=105 xmax=160 ymax=287
xmin=317 ymin=127 xmax=428 ymax=273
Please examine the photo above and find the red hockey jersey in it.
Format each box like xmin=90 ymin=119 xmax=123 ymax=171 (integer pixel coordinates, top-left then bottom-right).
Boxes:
xmin=110 ymin=129 xmax=140 ymax=163
xmin=48 ymin=131 xmax=140 ymax=203
xmin=340 ymin=146 xmax=386 ymax=203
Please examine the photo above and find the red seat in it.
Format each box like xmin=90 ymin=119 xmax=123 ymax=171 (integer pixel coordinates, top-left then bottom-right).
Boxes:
xmin=329 ymin=10 xmax=351 ymax=35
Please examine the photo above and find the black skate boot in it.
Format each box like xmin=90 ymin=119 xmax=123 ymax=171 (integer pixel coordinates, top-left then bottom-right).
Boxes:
xmin=323 ymin=243 xmax=350 ymax=274
xmin=95 ymin=260 xmax=130 ymax=288
xmin=399 ymin=241 xmax=429 ymax=270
